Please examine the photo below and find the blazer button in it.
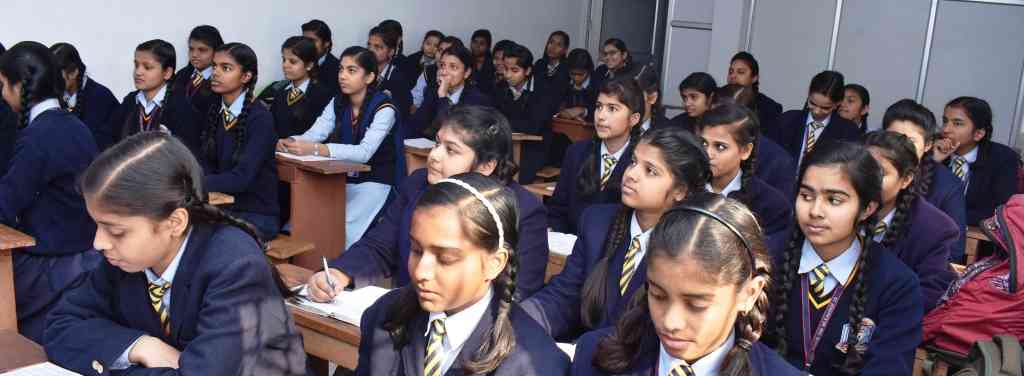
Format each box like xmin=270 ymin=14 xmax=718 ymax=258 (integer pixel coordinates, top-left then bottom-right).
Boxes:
xmin=92 ymin=360 xmax=104 ymax=374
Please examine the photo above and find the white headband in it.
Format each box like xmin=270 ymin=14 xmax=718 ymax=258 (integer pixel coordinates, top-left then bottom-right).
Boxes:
xmin=437 ymin=178 xmax=505 ymax=251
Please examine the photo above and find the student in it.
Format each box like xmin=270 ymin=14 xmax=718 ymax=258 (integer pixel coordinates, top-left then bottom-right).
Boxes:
xmin=668 ymin=72 xmax=717 ymax=131
xmin=307 ymin=106 xmax=550 ymax=301
xmin=277 ymin=46 xmax=398 ymax=249
xmin=533 ymin=30 xmax=571 ymax=100
xmin=525 ymin=126 xmax=711 ymax=341
xmin=268 ymin=36 xmax=333 ymax=138
xmin=840 ymin=84 xmax=871 ymax=133
xmin=410 ymin=44 xmax=491 ymax=139
xmin=0 ymin=41 xmax=99 ymax=342
xmin=764 ymin=142 xmax=923 ymax=375
xmin=572 ymin=194 xmax=802 ymax=376
xmin=547 ymin=79 xmax=645 ymax=235
xmin=354 ymin=172 xmax=570 ymax=375
xmin=864 ymin=131 xmax=957 ymax=312
xmin=302 ymin=19 xmax=340 ymax=95
xmin=556 ymin=48 xmax=597 ymax=122
xmin=50 ymin=42 xmax=120 ymax=151
xmin=714 ymin=84 xmax=796 ymax=198
xmin=404 ymin=30 xmax=444 ymax=90
xmin=698 ymin=103 xmax=793 ymax=253
xmin=378 ymin=19 xmax=407 ymax=69
xmin=173 ymin=25 xmax=223 ymax=118
xmin=491 ymin=39 xmax=516 ymax=91
xmin=594 ymin=38 xmax=640 ymax=88
xmin=45 ymin=132 xmax=305 ymax=376
xmin=411 ymin=36 xmax=463 ymax=112
xmin=367 ymin=26 xmax=413 ymax=121
xmin=494 ymin=43 xmax=558 ymax=184
xmin=635 ymin=67 xmax=668 ymax=132
xmin=934 ymin=96 xmax=1020 ymax=226
xmin=771 ymin=70 xmax=862 ymax=167
xmin=728 ymin=52 xmax=782 ymax=135
xmin=199 ymin=42 xmax=280 ymax=241
xmin=880 ymin=99 xmax=966 ymax=260
xmin=469 ymin=29 xmax=497 ymax=97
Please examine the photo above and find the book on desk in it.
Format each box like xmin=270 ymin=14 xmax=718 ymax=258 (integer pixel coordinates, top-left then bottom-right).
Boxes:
xmin=287 ymin=286 xmax=390 ymax=327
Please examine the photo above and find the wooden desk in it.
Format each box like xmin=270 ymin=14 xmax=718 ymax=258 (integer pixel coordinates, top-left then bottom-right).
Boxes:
xmin=208 ymin=192 xmax=234 ymax=206
xmin=0 ymin=225 xmax=34 ymax=331
xmin=525 ymin=182 xmax=557 ymax=200
xmin=0 ymin=330 xmax=47 ymax=373
xmin=403 ymin=133 xmax=542 ymax=177
xmin=551 ymin=117 xmax=595 ymax=143
xmin=965 ymin=225 xmax=990 ymax=265
xmin=277 ymin=155 xmax=370 ymax=270
xmin=277 ymin=264 xmax=361 ymax=375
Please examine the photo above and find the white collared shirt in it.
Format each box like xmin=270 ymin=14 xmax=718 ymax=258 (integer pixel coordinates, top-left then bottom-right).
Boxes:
xmin=447 ymin=84 xmax=465 ymax=105
xmin=573 ymin=76 xmax=591 ymax=91
xmin=797 ymin=112 xmax=833 ymax=166
xmin=872 ymin=209 xmax=896 ymax=242
xmin=546 ymin=60 xmax=561 ymax=77
xmin=425 ymin=288 xmax=493 ymax=376
xmin=412 ymin=72 xmax=429 ymax=108
xmin=135 ymin=84 xmax=168 ymax=115
xmin=318 ymin=54 xmax=327 ymax=66
xmin=510 ymin=77 xmax=533 ymax=101
xmin=294 ymin=97 xmax=397 ymax=163
xmin=954 ymin=145 xmax=979 ymax=192
xmin=285 ymin=78 xmax=310 ymax=94
xmin=600 ymin=139 xmax=630 ymax=179
xmin=706 ymin=170 xmax=743 ymax=197
xmin=221 ymin=90 xmax=247 ymax=119
xmin=28 ymin=98 xmax=61 ymax=124
xmin=64 ymin=74 xmax=88 ymax=109
xmin=195 ymin=65 xmax=213 ymax=80
xmin=798 ymin=238 xmax=861 ymax=295
xmin=628 ymin=212 xmax=654 ymax=264
xmin=379 ymin=63 xmax=395 ymax=82
xmin=640 ymin=118 xmax=652 ymax=133
xmin=657 ymin=332 xmax=734 ymax=376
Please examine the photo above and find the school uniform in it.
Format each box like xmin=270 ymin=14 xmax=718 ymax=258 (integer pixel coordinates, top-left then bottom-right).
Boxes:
xmin=871 ymin=195 xmax=957 ymax=312
xmin=756 ymin=91 xmax=783 ymax=133
xmin=945 ymin=141 xmax=1021 ymax=225
xmin=756 ymin=136 xmax=797 ymax=199
xmin=403 ymin=51 xmax=435 ymax=90
xmin=561 ymin=75 xmax=597 ymax=123
xmin=44 ymin=224 xmax=306 ymax=376
xmin=572 ymin=327 xmax=803 ymax=376
xmin=770 ymin=110 xmax=862 ymax=167
xmin=666 ymin=113 xmax=697 ymax=132
xmin=376 ymin=62 xmax=414 ymax=121
xmin=109 ymin=84 xmax=204 ymax=155
xmin=592 ymin=62 xmax=643 ymax=91
xmin=522 ymin=204 xmax=649 ymax=340
xmin=708 ymin=171 xmax=792 ymax=254
xmin=330 ymin=168 xmax=550 ymax=299
xmin=269 ymin=79 xmax=334 ymax=138
xmin=317 ymin=53 xmax=342 ymax=95
xmin=356 ymin=288 xmax=571 ymax=376
xmin=199 ymin=92 xmax=280 ymax=241
xmin=764 ymin=238 xmax=923 ymax=375
xmin=0 ymin=101 xmax=16 ymax=176
xmin=547 ymin=139 xmax=633 ymax=235
xmin=0 ymin=99 xmax=99 ymax=343
xmin=64 ymin=75 xmax=120 ymax=151
xmin=410 ymin=84 xmax=492 ymax=139
xmin=173 ymin=64 xmax=219 ymax=120
xmin=925 ymin=162 xmax=968 ymax=260
xmin=533 ymin=57 xmax=570 ymax=102
xmin=494 ymin=78 xmax=560 ymax=184
xmin=472 ymin=56 xmax=497 ymax=98
xmin=411 ymin=64 xmax=440 ymax=110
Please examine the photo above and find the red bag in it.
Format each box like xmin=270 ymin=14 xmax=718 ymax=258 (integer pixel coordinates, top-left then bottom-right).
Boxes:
xmin=923 ymin=194 xmax=1024 ymax=356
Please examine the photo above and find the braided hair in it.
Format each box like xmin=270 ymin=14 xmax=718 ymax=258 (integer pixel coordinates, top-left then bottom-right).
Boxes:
xmin=864 ymin=131 xmax=920 ymax=247
xmin=576 ymin=79 xmax=646 ymax=199
xmin=383 ymin=172 xmax=520 ymax=374
xmin=698 ymin=102 xmax=760 ymax=206
xmin=0 ymin=41 xmax=65 ymax=129
xmin=203 ymin=42 xmax=258 ymax=166
xmin=50 ymin=43 xmax=88 ymax=120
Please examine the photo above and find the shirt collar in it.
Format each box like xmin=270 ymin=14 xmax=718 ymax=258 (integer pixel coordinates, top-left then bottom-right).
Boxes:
xmin=798 ymin=237 xmax=861 ymax=284
xmin=449 ymin=85 xmax=465 ymax=105
xmin=63 ymin=74 xmax=88 ymax=107
xmin=962 ymin=145 xmax=979 ymax=164
xmin=573 ymin=76 xmax=591 ymax=91
xmin=873 ymin=209 xmax=897 ymax=242
xmin=629 ymin=212 xmax=654 ymax=255
xmin=706 ymin=170 xmax=743 ymax=196
xmin=600 ymin=139 xmax=629 ymax=161
xmin=658 ymin=331 xmax=734 ymax=376
xmin=425 ymin=287 xmax=493 ymax=349
xmin=805 ymin=111 xmax=832 ymax=127
xmin=510 ymin=77 xmax=533 ymax=99
xmin=136 ymin=84 xmax=168 ymax=111
xmin=221 ymin=90 xmax=248 ymax=117
xmin=286 ymin=79 xmax=310 ymax=93
xmin=318 ymin=54 xmax=327 ymax=65
xmin=28 ymin=98 xmax=62 ymax=124
xmin=145 ymin=229 xmax=192 ymax=285
xmin=640 ymin=118 xmax=652 ymax=132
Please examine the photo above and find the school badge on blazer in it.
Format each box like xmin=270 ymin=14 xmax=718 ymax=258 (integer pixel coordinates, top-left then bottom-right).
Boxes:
xmin=91 ymin=359 xmax=104 ymax=374
xmin=836 ymin=317 xmax=876 ymax=354
xmin=382 ymin=89 xmax=393 ymax=99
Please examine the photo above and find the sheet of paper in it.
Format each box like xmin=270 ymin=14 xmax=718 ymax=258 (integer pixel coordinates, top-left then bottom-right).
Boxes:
xmin=548 ymin=232 xmax=578 ymax=256
xmin=404 ymin=138 xmax=436 ymax=149
xmin=557 ymin=342 xmax=577 ymax=361
xmin=291 ymin=286 xmax=391 ymax=326
xmin=275 ymin=152 xmax=333 ymax=162
xmin=4 ymin=362 xmax=82 ymax=375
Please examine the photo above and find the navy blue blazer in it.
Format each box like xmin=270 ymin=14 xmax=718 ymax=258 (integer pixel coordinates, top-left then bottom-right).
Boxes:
xmin=765 ymin=245 xmax=923 ymax=375
xmin=756 ymin=92 xmax=783 ymax=137
xmin=110 ymin=89 xmax=204 ymax=155
xmin=172 ymin=65 xmax=219 ymax=120
xmin=402 ymin=51 xmax=429 ymax=90
xmin=756 ymin=136 xmax=797 ymax=199
xmin=70 ymin=79 xmax=120 ymax=151
xmin=522 ymin=204 xmax=644 ymax=341
xmin=332 ymin=169 xmax=549 ymax=298
xmin=471 ymin=57 xmax=498 ymax=99
xmin=199 ymin=101 xmax=280 ymax=218
xmin=950 ymin=141 xmax=1020 ymax=225
xmin=924 ymin=162 xmax=967 ymax=259
xmin=493 ymin=80 xmax=560 ymax=184
xmin=770 ymin=110 xmax=862 ymax=162
xmin=547 ymin=140 xmax=634 ymax=234
xmin=45 ymin=224 xmax=306 ymax=376
xmin=533 ymin=57 xmax=571 ymax=102
xmin=871 ymin=195 xmax=957 ymax=312
xmin=356 ymin=289 xmax=571 ymax=376
xmin=572 ymin=327 xmax=803 ymax=376
xmin=0 ymin=101 xmax=16 ymax=176
xmin=318 ymin=53 xmax=342 ymax=95
xmin=409 ymin=85 xmax=493 ymax=139
xmin=729 ymin=176 xmax=793 ymax=255
xmin=377 ymin=63 xmax=414 ymax=121
xmin=561 ymin=79 xmax=597 ymax=124
xmin=269 ymin=79 xmax=334 ymax=138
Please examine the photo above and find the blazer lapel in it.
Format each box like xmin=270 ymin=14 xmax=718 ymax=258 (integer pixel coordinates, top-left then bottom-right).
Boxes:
xmin=168 ymin=225 xmax=213 ymax=343
xmin=446 ymin=297 xmax=497 ymax=375
xmin=121 ymin=272 xmax=165 ymax=337
xmin=401 ymin=314 xmax=428 ymax=376
xmin=604 ymin=238 xmax=630 ymax=322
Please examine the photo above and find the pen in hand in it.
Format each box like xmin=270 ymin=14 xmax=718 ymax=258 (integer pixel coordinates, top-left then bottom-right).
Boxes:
xmin=322 ymin=256 xmax=337 ymax=296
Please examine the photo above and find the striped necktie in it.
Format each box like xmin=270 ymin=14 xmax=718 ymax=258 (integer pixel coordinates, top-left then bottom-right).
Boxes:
xmin=148 ymin=281 xmax=172 ymax=336
xmin=222 ymin=109 xmax=238 ymax=130
xmin=873 ymin=221 xmax=887 ymax=238
xmin=619 ymin=235 xmax=643 ymax=295
xmin=424 ymin=318 xmax=447 ymax=376
xmin=804 ymin=121 xmax=826 ymax=160
xmin=808 ymin=263 xmax=831 ymax=306
xmin=287 ymin=87 xmax=304 ymax=106
xmin=669 ymin=364 xmax=696 ymax=376
xmin=600 ymin=154 xmax=617 ymax=189
xmin=191 ymin=71 xmax=203 ymax=88
xmin=952 ymin=156 xmax=967 ymax=180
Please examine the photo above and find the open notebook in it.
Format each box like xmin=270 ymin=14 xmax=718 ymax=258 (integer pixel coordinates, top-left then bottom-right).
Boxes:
xmin=275 ymin=151 xmax=333 ymax=162
xmin=3 ymin=362 xmax=81 ymax=375
xmin=287 ymin=285 xmax=391 ymax=326
xmin=403 ymin=138 xmax=436 ymax=149
xmin=548 ymin=232 xmax=578 ymax=257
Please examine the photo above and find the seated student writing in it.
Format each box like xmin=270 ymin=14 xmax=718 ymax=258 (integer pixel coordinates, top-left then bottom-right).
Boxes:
xmin=881 ymin=99 xmax=966 ymax=260
xmin=0 ymin=41 xmax=100 ymax=343
xmin=771 ymin=70 xmax=862 ymax=168
xmin=713 ymin=84 xmax=796 ymax=198
xmin=355 ymin=172 xmax=570 ymax=376
xmin=698 ymin=103 xmax=792 ymax=253
xmin=933 ymin=96 xmax=1020 ymax=227
xmin=404 ymin=30 xmax=444 ymax=95
xmin=548 ymin=79 xmax=643 ymax=235
xmin=727 ymin=52 xmax=782 ymax=134
xmin=533 ymin=30 xmax=571 ymax=100
xmin=556 ymin=48 xmax=597 ymax=122
xmin=410 ymin=44 xmax=492 ymax=139
xmin=523 ymin=125 xmax=711 ymax=341
xmin=199 ymin=42 xmax=280 ymax=241
xmin=368 ymin=26 xmax=413 ymax=121
xmin=51 ymin=42 xmax=120 ymax=151
xmin=864 ymin=131 xmax=957 ymax=312
xmin=302 ymin=19 xmax=340 ymax=95
xmin=840 ymin=84 xmax=870 ymax=133
xmin=635 ymin=68 xmax=669 ymax=132
xmin=469 ymin=29 xmax=497 ymax=98
xmin=277 ymin=46 xmax=398 ymax=248
xmin=572 ymin=194 xmax=802 ymax=376
xmin=764 ymin=142 xmax=923 ymax=375
xmin=411 ymin=36 xmax=463 ymax=112
xmin=45 ymin=132 xmax=305 ymax=376
xmin=669 ymin=72 xmax=716 ymax=131
xmin=495 ymin=43 xmax=559 ymax=184
xmin=174 ymin=25 xmax=223 ymax=118
xmin=307 ymin=106 xmax=550 ymax=300
xmin=268 ymin=36 xmax=333 ymax=139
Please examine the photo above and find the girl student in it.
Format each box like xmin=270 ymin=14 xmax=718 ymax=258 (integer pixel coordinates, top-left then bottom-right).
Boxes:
xmin=669 ymin=72 xmax=717 ymax=131
xmin=109 ymin=39 xmax=204 ymax=155
xmin=411 ymin=36 xmax=463 ymax=113
xmin=881 ymin=99 xmax=966 ymax=260
xmin=173 ymin=25 xmax=223 ymax=117
xmin=367 ymin=26 xmax=413 ymax=119
xmin=410 ymin=44 xmax=492 ymax=139
xmin=635 ymin=67 xmax=669 ymax=132
xmin=302 ymin=19 xmax=340 ymax=95
xmin=404 ymin=30 xmax=444 ymax=90
xmin=771 ymin=70 xmax=862 ymax=167
xmin=556 ymin=48 xmax=597 ymax=122
xmin=523 ymin=125 xmax=712 ymax=341
xmin=594 ymin=38 xmax=640 ymax=88
xmin=200 ymin=42 xmax=280 ymax=241
xmin=277 ymin=46 xmax=398 ymax=248
xmin=355 ymin=172 xmax=570 ymax=375
xmin=307 ymin=106 xmax=549 ymax=300
xmin=572 ymin=194 xmax=802 ymax=376
xmin=839 ymin=84 xmax=870 ymax=133
xmin=491 ymin=39 xmax=516 ymax=87
xmin=934 ymin=96 xmax=1021 ymax=226
xmin=764 ymin=141 xmax=923 ymax=375
xmin=533 ymin=30 xmax=571 ymax=100
xmin=269 ymin=36 xmax=333 ymax=139
xmin=713 ymin=84 xmax=796 ymax=198
xmin=45 ymin=132 xmax=305 ymax=376
xmin=50 ymin=42 xmax=120 ymax=151
xmin=698 ymin=102 xmax=792 ymax=253
xmin=0 ymin=41 xmax=100 ymax=343
xmin=469 ymin=29 xmax=497 ymax=97
xmin=727 ymin=52 xmax=782 ymax=134
xmin=494 ymin=43 xmax=560 ymax=184
xmin=863 ymin=131 xmax=957 ymax=312
xmin=547 ymin=79 xmax=645 ymax=235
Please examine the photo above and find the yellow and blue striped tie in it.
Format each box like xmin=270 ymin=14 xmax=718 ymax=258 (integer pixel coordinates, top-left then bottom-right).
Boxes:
xmin=424 ymin=318 xmax=447 ymax=376
xmin=809 ymin=264 xmax=831 ymax=303
xmin=600 ymin=154 xmax=617 ymax=189
xmin=804 ymin=121 xmax=826 ymax=160
xmin=952 ymin=156 xmax=967 ymax=180
xmin=619 ymin=235 xmax=643 ymax=295
xmin=669 ymin=363 xmax=695 ymax=376
xmin=148 ymin=281 xmax=171 ymax=336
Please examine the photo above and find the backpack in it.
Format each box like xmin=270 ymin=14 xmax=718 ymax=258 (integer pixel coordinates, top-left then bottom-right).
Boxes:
xmin=953 ymin=335 xmax=1023 ymax=376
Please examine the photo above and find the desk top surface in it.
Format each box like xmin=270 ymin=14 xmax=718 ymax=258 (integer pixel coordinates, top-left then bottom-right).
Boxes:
xmin=0 ymin=330 xmax=47 ymax=372
xmin=0 ymin=225 xmax=35 ymax=250
xmin=276 ymin=155 xmax=371 ymax=175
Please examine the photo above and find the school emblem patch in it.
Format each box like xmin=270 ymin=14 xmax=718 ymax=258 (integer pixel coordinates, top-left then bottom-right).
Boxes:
xmin=836 ymin=317 xmax=876 ymax=354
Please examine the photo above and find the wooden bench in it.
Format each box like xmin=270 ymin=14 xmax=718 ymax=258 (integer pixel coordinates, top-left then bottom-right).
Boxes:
xmin=551 ymin=117 xmax=595 ymax=142
xmin=276 ymin=264 xmax=360 ymax=375
xmin=0 ymin=225 xmax=34 ymax=331
xmin=266 ymin=235 xmax=315 ymax=265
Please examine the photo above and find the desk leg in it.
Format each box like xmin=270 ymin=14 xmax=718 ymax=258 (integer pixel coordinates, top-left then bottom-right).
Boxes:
xmin=0 ymin=251 xmax=14 ymax=331
xmin=512 ymin=142 xmax=523 ymax=182
xmin=307 ymin=355 xmax=331 ymax=376
xmin=290 ymin=170 xmax=348 ymax=270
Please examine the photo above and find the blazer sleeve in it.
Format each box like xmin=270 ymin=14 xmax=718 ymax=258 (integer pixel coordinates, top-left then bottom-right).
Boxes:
xmin=971 ymin=148 xmax=1020 ymax=224
xmin=939 ymin=179 xmax=968 ymax=260
xmin=204 ymin=111 xmax=278 ymax=194
xmin=547 ymin=146 xmax=579 ymax=233
xmin=515 ymin=194 xmax=550 ymax=299
xmin=409 ymin=90 xmax=441 ymax=138
xmin=861 ymin=271 xmax=924 ymax=376
xmin=520 ymin=213 xmax=591 ymax=339
xmin=915 ymin=223 xmax=958 ymax=312
xmin=0 ymin=136 xmax=47 ymax=225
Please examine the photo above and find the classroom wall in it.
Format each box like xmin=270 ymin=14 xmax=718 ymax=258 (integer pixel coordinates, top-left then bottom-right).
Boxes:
xmin=0 ymin=0 xmax=588 ymax=97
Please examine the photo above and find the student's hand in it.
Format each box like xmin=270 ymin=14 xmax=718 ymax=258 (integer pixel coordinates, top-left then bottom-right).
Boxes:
xmin=128 ymin=336 xmax=181 ymax=369
xmin=437 ymin=76 xmax=450 ymax=98
xmin=276 ymin=138 xmax=294 ymax=153
xmin=283 ymin=140 xmax=319 ymax=156
xmin=932 ymin=137 xmax=960 ymax=162
xmin=307 ymin=269 xmax=350 ymax=302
